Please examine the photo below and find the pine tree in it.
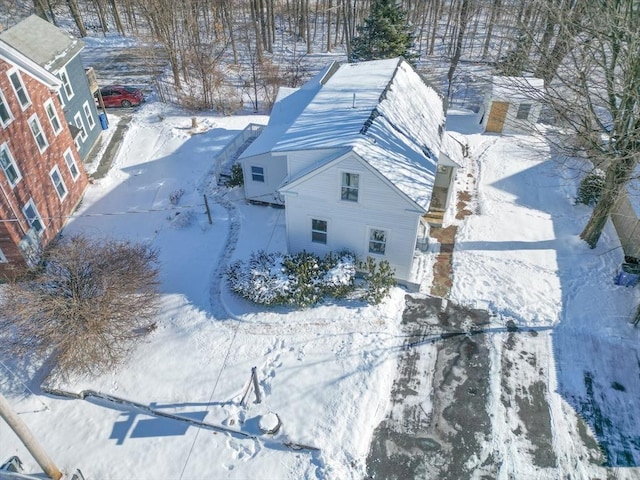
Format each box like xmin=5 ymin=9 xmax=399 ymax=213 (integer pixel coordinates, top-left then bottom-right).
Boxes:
xmin=349 ymin=0 xmax=416 ymax=64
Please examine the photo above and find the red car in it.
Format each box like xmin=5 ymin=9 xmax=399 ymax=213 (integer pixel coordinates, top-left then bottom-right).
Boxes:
xmin=97 ymin=85 xmax=144 ymax=108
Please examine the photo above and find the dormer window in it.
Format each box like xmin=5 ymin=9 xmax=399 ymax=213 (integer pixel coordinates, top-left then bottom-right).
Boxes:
xmin=341 ymin=172 xmax=359 ymax=202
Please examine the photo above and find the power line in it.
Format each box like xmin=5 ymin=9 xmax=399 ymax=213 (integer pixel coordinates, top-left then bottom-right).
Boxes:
xmin=0 ymin=203 xmax=206 ymax=224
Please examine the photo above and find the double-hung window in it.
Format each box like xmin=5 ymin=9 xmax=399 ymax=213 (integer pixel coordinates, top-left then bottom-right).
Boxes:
xmin=368 ymin=229 xmax=387 ymax=255
xmin=251 ymin=165 xmax=265 ymax=182
xmin=23 ymin=199 xmax=45 ymax=235
xmin=341 ymin=172 xmax=359 ymax=202
xmin=63 ymin=148 xmax=80 ymax=180
xmin=28 ymin=114 xmax=48 ymax=152
xmin=83 ymin=101 xmax=95 ymax=130
xmin=59 ymin=68 xmax=74 ymax=101
xmin=44 ymin=99 xmax=63 ymax=135
xmin=74 ymin=112 xmax=87 ymax=143
xmin=50 ymin=166 xmax=68 ymax=200
xmin=0 ymin=142 xmax=21 ymax=187
xmin=311 ymin=219 xmax=328 ymax=244
xmin=8 ymin=70 xmax=30 ymax=109
xmin=0 ymin=88 xmax=13 ymax=127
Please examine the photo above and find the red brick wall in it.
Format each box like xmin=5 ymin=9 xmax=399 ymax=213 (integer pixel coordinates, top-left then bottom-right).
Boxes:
xmin=0 ymin=58 xmax=88 ymax=276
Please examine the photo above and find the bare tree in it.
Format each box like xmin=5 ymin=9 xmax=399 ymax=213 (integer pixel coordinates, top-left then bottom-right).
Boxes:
xmin=544 ymin=0 xmax=640 ymax=248
xmin=0 ymin=234 xmax=160 ymax=379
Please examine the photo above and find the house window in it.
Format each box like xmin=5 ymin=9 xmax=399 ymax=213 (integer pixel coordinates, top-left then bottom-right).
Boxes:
xmin=341 ymin=172 xmax=359 ymax=202
xmin=63 ymin=148 xmax=80 ymax=180
xmin=0 ymin=142 xmax=21 ymax=187
xmin=311 ymin=219 xmax=328 ymax=244
xmin=59 ymin=68 xmax=74 ymax=100
xmin=44 ymin=99 xmax=62 ymax=135
xmin=0 ymin=246 xmax=7 ymax=263
xmin=368 ymin=229 xmax=387 ymax=255
xmin=74 ymin=112 xmax=87 ymax=142
xmin=23 ymin=199 xmax=45 ymax=235
xmin=28 ymin=114 xmax=48 ymax=152
xmin=8 ymin=70 xmax=30 ymax=109
xmin=516 ymin=103 xmax=532 ymax=120
xmin=50 ymin=166 xmax=68 ymax=200
xmin=0 ymin=88 xmax=13 ymax=127
xmin=83 ymin=101 xmax=95 ymax=130
xmin=251 ymin=165 xmax=265 ymax=182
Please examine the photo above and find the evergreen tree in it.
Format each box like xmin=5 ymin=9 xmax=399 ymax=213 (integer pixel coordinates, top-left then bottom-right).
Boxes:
xmin=349 ymin=0 xmax=416 ymax=64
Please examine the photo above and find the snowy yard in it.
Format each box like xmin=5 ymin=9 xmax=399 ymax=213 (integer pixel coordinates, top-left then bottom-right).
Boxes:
xmin=1 ymin=103 xmax=639 ymax=479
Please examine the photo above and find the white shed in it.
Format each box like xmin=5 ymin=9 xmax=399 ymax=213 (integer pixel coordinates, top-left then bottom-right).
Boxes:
xmin=481 ymin=76 xmax=544 ymax=134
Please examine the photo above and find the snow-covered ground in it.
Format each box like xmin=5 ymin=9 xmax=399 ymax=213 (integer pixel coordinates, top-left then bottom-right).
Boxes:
xmin=1 ymin=101 xmax=639 ymax=479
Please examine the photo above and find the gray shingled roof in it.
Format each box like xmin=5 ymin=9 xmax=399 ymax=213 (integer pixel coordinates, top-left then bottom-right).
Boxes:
xmin=0 ymin=15 xmax=83 ymax=73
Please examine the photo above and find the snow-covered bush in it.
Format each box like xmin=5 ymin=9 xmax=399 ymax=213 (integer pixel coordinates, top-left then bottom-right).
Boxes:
xmin=226 ymin=251 xmax=291 ymax=305
xmin=169 ymin=209 xmax=196 ymax=229
xmin=169 ymin=188 xmax=185 ymax=205
xmin=359 ymin=257 xmax=396 ymax=305
xmin=576 ymin=169 xmax=605 ymax=206
xmin=227 ymin=250 xmax=358 ymax=307
xmin=321 ymin=251 xmax=357 ymax=298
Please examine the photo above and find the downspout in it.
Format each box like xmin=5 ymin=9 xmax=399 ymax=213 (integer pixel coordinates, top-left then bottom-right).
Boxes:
xmin=0 ymin=179 xmax=28 ymax=237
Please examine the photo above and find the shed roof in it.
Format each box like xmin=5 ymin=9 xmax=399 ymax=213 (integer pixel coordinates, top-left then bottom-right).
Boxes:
xmin=491 ymin=75 xmax=544 ymax=102
xmin=0 ymin=15 xmax=83 ymax=72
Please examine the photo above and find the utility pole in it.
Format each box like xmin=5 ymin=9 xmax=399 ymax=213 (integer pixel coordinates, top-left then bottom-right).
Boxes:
xmin=0 ymin=393 xmax=62 ymax=480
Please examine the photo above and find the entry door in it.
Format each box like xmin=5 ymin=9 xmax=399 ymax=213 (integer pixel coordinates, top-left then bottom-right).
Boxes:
xmin=486 ymin=101 xmax=509 ymax=133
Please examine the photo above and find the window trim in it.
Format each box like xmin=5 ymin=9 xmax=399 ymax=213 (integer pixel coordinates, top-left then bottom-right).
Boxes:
xmin=58 ymin=67 xmax=74 ymax=101
xmin=50 ymin=165 xmax=68 ymax=200
xmin=311 ymin=218 xmax=328 ymax=245
xmin=63 ymin=147 xmax=80 ymax=181
xmin=0 ymin=142 xmax=22 ymax=187
xmin=22 ymin=199 xmax=45 ymax=235
xmin=44 ymin=99 xmax=63 ymax=136
xmin=82 ymin=100 xmax=95 ymax=130
xmin=74 ymin=112 xmax=87 ymax=143
xmin=0 ymin=88 xmax=14 ymax=127
xmin=368 ymin=228 xmax=388 ymax=256
xmin=7 ymin=68 xmax=31 ymax=110
xmin=516 ymin=103 xmax=532 ymax=120
xmin=251 ymin=165 xmax=265 ymax=183
xmin=28 ymin=114 xmax=49 ymax=153
xmin=341 ymin=171 xmax=360 ymax=202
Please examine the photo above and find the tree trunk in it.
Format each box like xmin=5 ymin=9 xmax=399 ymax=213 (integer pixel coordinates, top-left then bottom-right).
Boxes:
xmin=446 ymin=0 xmax=471 ymax=103
xmin=67 ymin=0 xmax=87 ymax=37
xmin=580 ymin=156 xmax=639 ymax=248
xmin=109 ymin=0 xmax=126 ymax=35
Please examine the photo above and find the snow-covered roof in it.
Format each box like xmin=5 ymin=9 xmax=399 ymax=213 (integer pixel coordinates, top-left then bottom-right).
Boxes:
xmin=491 ymin=75 xmax=544 ymax=102
xmin=0 ymin=40 xmax=62 ymax=89
xmin=270 ymin=58 xmax=446 ymax=210
xmin=0 ymin=15 xmax=83 ymax=72
xmin=239 ymin=63 xmax=334 ymax=159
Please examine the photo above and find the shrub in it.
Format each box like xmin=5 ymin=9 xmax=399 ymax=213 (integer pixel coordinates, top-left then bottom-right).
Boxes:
xmin=226 ymin=251 xmax=291 ymax=305
xmin=169 ymin=209 xmax=196 ymax=229
xmin=359 ymin=257 xmax=396 ymax=305
xmin=576 ymin=169 xmax=605 ymax=206
xmin=226 ymin=164 xmax=244 ymax=188
xmin=226 ymin=250 xmax=358 ymax=307
xmin=169 ymin=188 xmax=185 ymax=205
xmin=0 ymin=234 xmax=160 ymax=379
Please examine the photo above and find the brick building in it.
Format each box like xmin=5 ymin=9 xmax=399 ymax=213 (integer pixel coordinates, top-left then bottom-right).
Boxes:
xmin=0 ymin=41 xmax=88 ymax=276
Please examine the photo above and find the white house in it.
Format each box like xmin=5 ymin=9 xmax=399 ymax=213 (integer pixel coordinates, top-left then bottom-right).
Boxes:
xmin=480 ymin=76 xmax=544 ymax=134
xmin=239 ymin=58 xmax=460 ymax=283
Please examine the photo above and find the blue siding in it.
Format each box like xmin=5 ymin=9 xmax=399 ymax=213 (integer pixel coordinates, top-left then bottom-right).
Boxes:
xmin=57 ymin=53 xmax=100 ymax=161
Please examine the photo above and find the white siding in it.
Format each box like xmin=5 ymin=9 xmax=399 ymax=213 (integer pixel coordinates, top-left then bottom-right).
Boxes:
xmin=240 ymin=153 xmax=288 ymax=204
xmin=481 ymin=98 xmax=542 ymax=135
xmin=286 ymin=147 xmax=344 ymax=176
xmin=283 ymin=155 xmax=422 ymax=281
